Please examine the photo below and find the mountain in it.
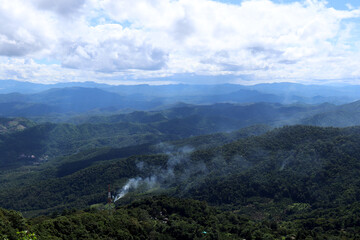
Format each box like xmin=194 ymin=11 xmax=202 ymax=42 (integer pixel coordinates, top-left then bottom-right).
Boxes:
xmin=0 ymin=80 xmax=49 ymax=94
xmin=0 ymin=125 xmax=359 ymax=214
xmin=0 ymin=101 xmax=339 ymax=169
xmin=183 ymin=125 xmax=360 ymax=208
xmin=0 ymin=121 xmax=163 ymax=169
xmin=0 ymin=80 xmax=111 ymax=94
xmin=0 ymin=87 xmax=284 ymax=118
xmin=31 ymin=87 xmax=128 ymax=113
xmin=1 ymin=125 xmax=360 ymax=239
xmin=1 ymin=83 xmax=360 ymax=239
xmin=0 ymin=102 xmax=58 ymax=117
xmin=249 ymin=82 xmax=360 ymax=103
xmin=1 ymin=105 xmax=360 ymax=240
xmin=0 ymin=117 xmax=35 ymax=134
xmin=0 ymin=81 xmax=359 ymax=117
xmin=0 ymin=124 xmax=270 ymax=213
xmin=76 ymin=102 xmax=335 ymax=126
xmin=0 ymin=87 xmax=162 ymax=117
xmin=191 ymin=89 xmax=283 ymax=104
xmin=301 ymin=100 xmax=360 ymax=127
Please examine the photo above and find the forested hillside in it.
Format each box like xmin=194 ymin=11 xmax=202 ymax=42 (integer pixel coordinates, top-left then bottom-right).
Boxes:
xmin=0 ymin=101 xmax=342 ymax=169
xmin=0 ymin=125 xmax=360 ymax=239
xmin=2 ymin=103 xmax=360 ymax=239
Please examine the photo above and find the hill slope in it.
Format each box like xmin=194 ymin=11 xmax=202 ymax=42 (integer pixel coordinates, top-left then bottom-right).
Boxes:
xmin=1 ymin=125 xmax=360 ymax=217
xmin=1 ymin=102 xmax=330 ymax=168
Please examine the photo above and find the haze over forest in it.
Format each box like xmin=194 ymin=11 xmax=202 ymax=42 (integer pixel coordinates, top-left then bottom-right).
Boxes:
xmin=1 ymin=0 xmax=360 ymax=239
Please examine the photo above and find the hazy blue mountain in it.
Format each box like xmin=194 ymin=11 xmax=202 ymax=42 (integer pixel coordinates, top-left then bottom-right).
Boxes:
xmin=0 ymin=86 xmax=292 ymax=117
xmin=301 ymin=100 xmax=360 ymax=127
xmin=0 ymin=92 xmax=30 ymax=103
xmin=0 ymin=80 xmax=111 ymax=94
xmin=31 ymin=87 xmax=128 ymax=113
xmin=105 ymin=83 xmax=360 ymax=104
xmin=71 ymin=102 xmax=335 ymax=127
xmin=0 ymin=80 xmax=360 ymax=121
xmin=0 ymin=100 xmax=343 ymax=171
xmin=195 ymin=89 xmax=283 ymax=104
xmin=4 ymin=99 xmax=360 ymax=171
xmin=249 ymin=82 xmax=360 ymax=103
xmin=0 ymin=102 xmax=58 ymax=117
xmin=73 ymin=111 xmax=168 ymax=124
xmin=1 ymin=80 xmax=360 ymax=109
xmin=0 ymin=80 xmax=50 ymax=94
xmin=105 ymin=83 xmax=246 ymax=97
xmin=0 ymin=87 xmax=163 ymax=117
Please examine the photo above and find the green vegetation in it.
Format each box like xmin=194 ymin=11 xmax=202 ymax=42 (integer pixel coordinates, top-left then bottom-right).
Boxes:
xmin=3 ymin=100 xmax=360 ymax=170
xmin=2 ymin=108 xmax=360 ymax=239
xmin=2 ymin=126 xmax=360 ymax=214
xmin=0 ymin=118 xmax=35 ymax=135
xmin=0 ymin=208 xmax=27 ymax=240
xmin=185 ymin=125 xmax=360 ymax=209
xmin=1 ymin=196 xmax=360 ymax=239
xmin=0 ymin=103 xmax=282 ymax=169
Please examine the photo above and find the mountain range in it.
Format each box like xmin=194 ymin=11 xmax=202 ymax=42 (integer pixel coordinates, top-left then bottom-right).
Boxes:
xmin=0 ymin=80 xmax=360 ymax=120
xmin=2 ymin=80 xmax=360 ymax=239
xmin=2 ymin=99 xmax=360 ymax=169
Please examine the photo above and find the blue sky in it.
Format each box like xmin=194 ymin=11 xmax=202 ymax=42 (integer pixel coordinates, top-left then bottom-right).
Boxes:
xmin=0 ymin=0 xmax=360 ymax=85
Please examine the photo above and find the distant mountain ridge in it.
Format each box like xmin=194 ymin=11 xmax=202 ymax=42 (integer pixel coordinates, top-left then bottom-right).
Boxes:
xmin=3 ymin=99 xmax=360 ymax=169
xmin=0 ymin=80 xmax=359 ymax=115
xmin=0 ymin=101 xmax=344 ymax=169
xmin=301 ymin=100 xmax=360 ymax=127
xmin=0 ymin=87 xmax=162 ymax=116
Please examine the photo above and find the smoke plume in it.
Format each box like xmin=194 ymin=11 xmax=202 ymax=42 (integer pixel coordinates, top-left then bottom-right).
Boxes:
xmin=114 ymin=176 xmax=157 ymax=202
xmin=113 ymin=144 xmax=207 ymax=201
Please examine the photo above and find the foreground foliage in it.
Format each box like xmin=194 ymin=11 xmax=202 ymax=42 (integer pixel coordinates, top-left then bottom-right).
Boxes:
xmin=1 ymin=196 xmax=360 ymax=239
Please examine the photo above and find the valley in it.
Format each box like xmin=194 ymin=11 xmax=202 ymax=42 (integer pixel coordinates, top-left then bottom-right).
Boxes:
xmin=3 ymin=0 xmax=360 ymax=238
xmin=1 ymin=82 xmax=360 ymax=239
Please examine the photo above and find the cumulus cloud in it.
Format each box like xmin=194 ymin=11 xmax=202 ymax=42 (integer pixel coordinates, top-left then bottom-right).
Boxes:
xmin=0 ymin=0 xmax=55 ymax=57
xmin=98 ymin=0 xmax=360 ymax=81
xmin=60 ymin=25 xmax=168 ymax=72
xmin=1 ymin=0 xmax=360 ymax=84
xmin=31 ymin=0 xmax=87 ymax=16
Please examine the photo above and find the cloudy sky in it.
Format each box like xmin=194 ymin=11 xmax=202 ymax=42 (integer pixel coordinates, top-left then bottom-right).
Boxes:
xmin=1 ymin=0 xmax=360 ymax=85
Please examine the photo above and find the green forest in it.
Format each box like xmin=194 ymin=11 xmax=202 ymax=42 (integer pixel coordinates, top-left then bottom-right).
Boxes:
xmin=1 ymin=101 xmax=360 ymax=239
xmin=1 ymin=118 xmax=360 ymax=239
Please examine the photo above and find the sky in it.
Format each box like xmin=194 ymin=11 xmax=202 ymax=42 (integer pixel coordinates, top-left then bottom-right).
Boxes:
xmin=1 ymin=0 xmax=360 ymax=85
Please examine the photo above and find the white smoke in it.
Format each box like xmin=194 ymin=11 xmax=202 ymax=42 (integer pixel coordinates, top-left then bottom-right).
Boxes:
xmin=114 ymin=144 xmax=206 ymax=201
xmin=114 ymin=176 xmax=157 ymax=202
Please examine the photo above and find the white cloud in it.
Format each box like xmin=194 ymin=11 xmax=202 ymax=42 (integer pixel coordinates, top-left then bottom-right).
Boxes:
xmin=31 ymin=0 xmax=87 ymax=16
xmin=59 ymin=25 xmax=168 ymax=72
xmin=346 ymin=3 xmax=354 ymax=10
xmin=1 ymin=0 xmax=360 ymax=84
xmin=0 ymin=0 xmax=56 ymax=57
